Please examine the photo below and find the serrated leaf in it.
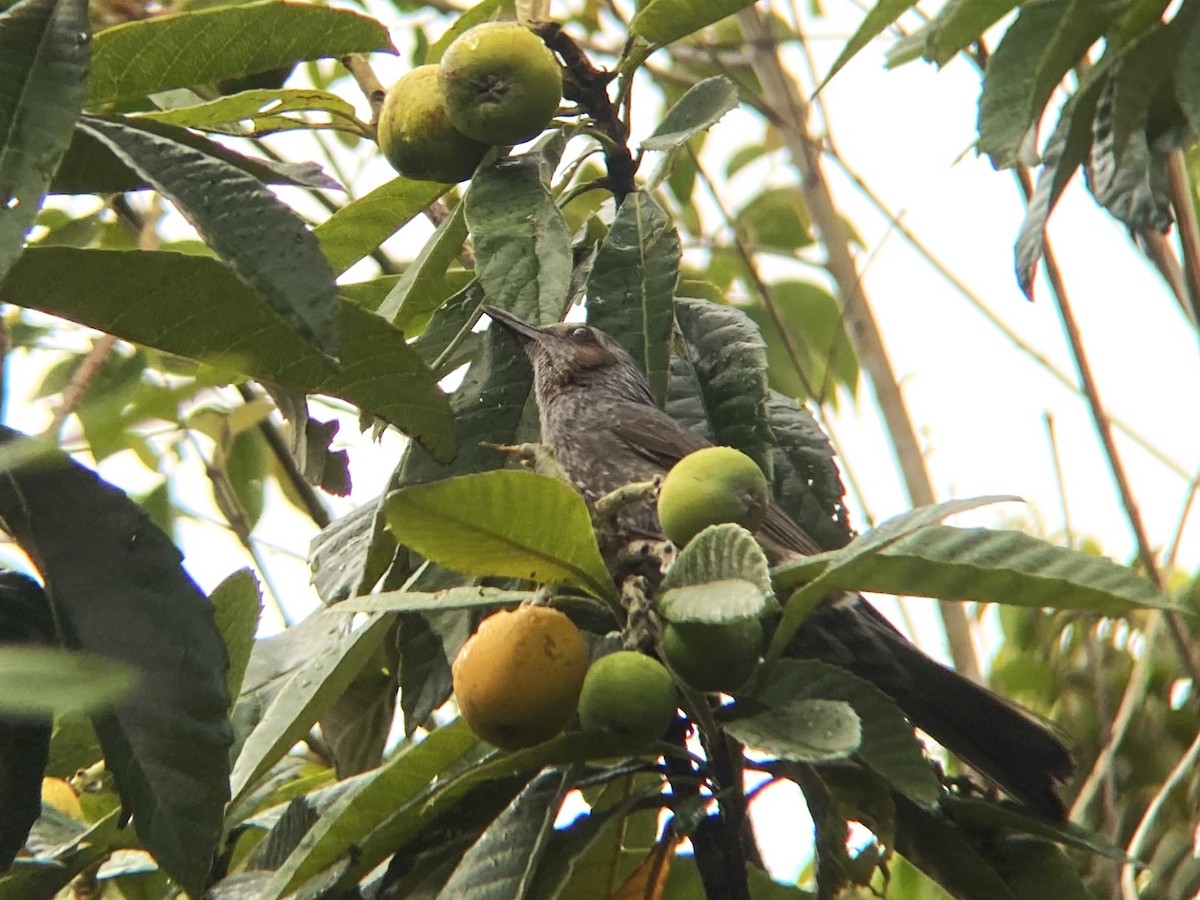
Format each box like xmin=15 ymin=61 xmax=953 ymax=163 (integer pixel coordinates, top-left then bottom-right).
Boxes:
xmin=0 ymin=647 xmax=136 ymax=714
xmin=1087 ymin=19 xmax=1189 ymax=233
xmin=77 ymin=116 xmax=338 ymax=357
xmin=263 ymin=719 xmax=480 ymax=898
xmin=764 ymin=392 xmax=851 ymax=552
xmin=384 ymin=470 xmax=616 ymax=602
xmin=132 ymin=88 xmax=359 ymax=136
xmin=657 ymin=580 xmax=767 ymax=624
xmin=642 ymin=76 xmax=739 ymax=151
xmin=658 ymin=523 xmax=773 ymax=618
xmin=209 ymin=568 xmax=262 ymax=702
xmin=0 ymin=0 xmax=89 ymax=282
xmin=820 ymin=0 xmax=918 ymax=89
xmin=834 ymin=525 xmax=1175 ymax=615
xmin=465 ymin=157 xmax=572 ymax=324
xmin=725 ymin=697 xmax=860 ymax=761
xmin=87 ymin=1 xmax=393 ymax=106
xmin=229 ymin=611 xmax=394 ymax=804
xmin=0 ymin=248 xmax=456 ymax=461
xmin=673 ymin=297 xmax=774 ymax=474
xmin=587 ymin=193 xmax=679 ymax=404
xmin=630 ymin=0 xmax=758 ymax=46
xmin=314 ymin=176 xmax=449 ymax=277
xmin=1015 ymin=58 xmax=1112 ymax=296
xmin=978 ymin=0 xmax=1124 ymax=169
xmin=339 ymin=586 xmax=536 ymax=614
xmin=751 ymin=659 xmax=940 ymax=805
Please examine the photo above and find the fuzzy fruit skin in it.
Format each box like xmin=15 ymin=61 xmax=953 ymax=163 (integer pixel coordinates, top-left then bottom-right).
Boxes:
xmin=438 ymin=22 xmax=563 ymax=145
xmin=662 ymin=618 xmax=764 ymax=693
xmin=578 ymin=651 xmax=677 ymax=743
xmin=451 ymin=605 xmax=588 ymax=749
xmin=656 ymin=447 xmax=770 ymax=547
xmin=376 ymin=65 xmax=489 ymax=182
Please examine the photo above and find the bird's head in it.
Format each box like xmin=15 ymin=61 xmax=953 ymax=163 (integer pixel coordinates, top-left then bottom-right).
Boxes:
xmin=484 ymin=306 xmax=655 ymax=406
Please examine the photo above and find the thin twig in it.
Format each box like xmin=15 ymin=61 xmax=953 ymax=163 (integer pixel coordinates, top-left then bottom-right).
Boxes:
xmin=735 ymin=6 xmax=980 ymax=681
xmin=43 ymin=335 xmax=119 ymax=438
xmin=341 ymin=53 xmax=387 ymax=126
xmin=1015 ymin=164 xmax=1200 ymax=689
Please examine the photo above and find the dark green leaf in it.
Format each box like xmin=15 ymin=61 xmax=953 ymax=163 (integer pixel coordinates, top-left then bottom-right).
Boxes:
xmin=384 ymin=470 xmax=616 ymax=602
xmin=990 ymin=837 xmax=1091 ymax=898
xmin=313 ymin=176 xmax=449 ymax=277
xmin=1015 ymin=57 xmax=1112 ymax=296
xmin=587 ymin=193 xmax=679 ymax=404
xmin=1087 ymin=18 xmax=1192 ymax=232
xmin=725 ymin=697 xmax=860 ymax=761
xmin=87 ymin=2 xmax=394 ymax=106
xmin=0 ymin=0 xmax=89 ymax=281
xmin=764 ymin=391 xmax=852 ymax=552
xmin=642 ymin=76 xmax=739 ymax=151
xmin=465 ymin=157 xmax=572 ymax=324
xmin=77 ymin=116 xmax=338 ymax=358
xmin=50 ymin=118 xmax=341 ymax=194
xmin=978 ymin=0 xmax=1124 ymax=169
xmin=0 ymin=248 xmax=456 ymax=461
xmin=893 ymin=794 xmax=1020 ymax=900
xmin=437 ymin=770 xmax=568 ymax=898
xmin=309 ymin=500 xmax=395 ymax=605
xmin=630 ymin=0 xmax=760 ymax=46
xmin=0 ymin=427 xmax=231 ymax=897
xmin=673 ymin=297 xmax=774 ymax=474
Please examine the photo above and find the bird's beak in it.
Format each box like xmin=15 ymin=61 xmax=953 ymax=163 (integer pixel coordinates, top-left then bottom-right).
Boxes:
xmin=483 ymin=306 xmax=544 ymax=343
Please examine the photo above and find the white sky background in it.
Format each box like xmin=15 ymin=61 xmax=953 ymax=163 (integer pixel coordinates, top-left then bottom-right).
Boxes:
xmin=6 ymin=0 xmax=1200 ymax=886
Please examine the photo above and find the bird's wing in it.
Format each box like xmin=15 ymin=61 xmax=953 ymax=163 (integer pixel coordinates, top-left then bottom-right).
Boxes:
xmin=611 ymin=411 xmax=824 ymax=557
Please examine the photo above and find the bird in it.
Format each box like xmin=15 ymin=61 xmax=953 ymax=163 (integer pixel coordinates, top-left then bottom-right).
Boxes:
xmin=484 ymin=305 xmax=1074 ymax=821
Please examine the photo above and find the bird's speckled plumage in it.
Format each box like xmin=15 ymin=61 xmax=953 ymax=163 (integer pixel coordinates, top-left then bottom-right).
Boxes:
xmin=485 ymin=306 xmax=1074 ymax=821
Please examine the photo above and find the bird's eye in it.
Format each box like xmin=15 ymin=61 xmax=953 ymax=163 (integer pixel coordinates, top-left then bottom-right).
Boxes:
xmin=568 ymin=326 xmax=593 ymax=342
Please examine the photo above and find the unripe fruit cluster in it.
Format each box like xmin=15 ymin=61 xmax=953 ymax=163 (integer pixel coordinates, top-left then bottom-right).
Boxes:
xmin=376 ymin=22 xmax=563 ymax=183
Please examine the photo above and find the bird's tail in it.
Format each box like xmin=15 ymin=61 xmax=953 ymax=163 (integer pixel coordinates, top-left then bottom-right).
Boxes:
xmin=788 ymin=596 xmax=1073 ymax=821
